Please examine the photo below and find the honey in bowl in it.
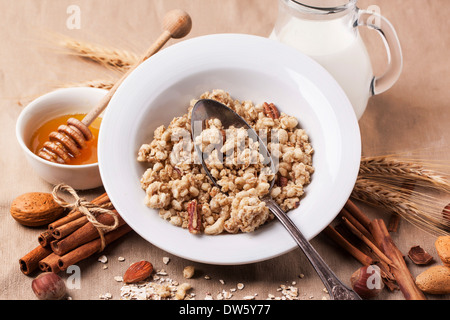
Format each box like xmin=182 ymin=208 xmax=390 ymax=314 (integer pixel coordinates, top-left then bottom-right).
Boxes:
xmin=30 ymin=114 xmax=102 ymax=165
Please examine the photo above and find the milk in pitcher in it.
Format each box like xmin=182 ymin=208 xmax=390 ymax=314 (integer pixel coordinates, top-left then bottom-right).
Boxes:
xmin=271 ymin=15 xmax=373 ymax=119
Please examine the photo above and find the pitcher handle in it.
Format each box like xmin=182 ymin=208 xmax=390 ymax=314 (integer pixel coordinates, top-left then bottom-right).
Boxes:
xmin=357 ymin=9 xmax=403 ymax=95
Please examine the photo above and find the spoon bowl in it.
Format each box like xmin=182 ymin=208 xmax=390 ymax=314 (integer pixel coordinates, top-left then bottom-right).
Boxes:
xmin=191 ymin=99 xmax=276 ymax=190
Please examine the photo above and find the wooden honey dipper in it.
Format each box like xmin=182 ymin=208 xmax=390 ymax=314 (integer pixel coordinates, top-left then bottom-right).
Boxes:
xmin=38 ymin=10 xmax=192 ymax=164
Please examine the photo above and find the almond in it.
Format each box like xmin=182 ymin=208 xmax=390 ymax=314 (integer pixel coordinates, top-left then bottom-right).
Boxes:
xmin=10 ymin=192 xmax=65 ymax=227
xmin=435 ymin=236 xmax=450 ymax=267
xmin=415 ymin=265 xmax=450 ymax=294
xmin=123 ymin=260 xmax=153 ymax=284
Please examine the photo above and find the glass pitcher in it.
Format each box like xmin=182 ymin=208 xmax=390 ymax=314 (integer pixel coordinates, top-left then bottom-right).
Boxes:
xmin=270 ymin=0 xmax=403 ymax=120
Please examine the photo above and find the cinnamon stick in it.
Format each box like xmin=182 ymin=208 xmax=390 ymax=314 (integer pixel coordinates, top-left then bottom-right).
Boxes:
xmin=51 ymin=210 xmax=125 ymax=256
xmin=51 ymin=216 xmax=89 ymax=240
xmin=388 ymin=213 xmax=401 ymax=232
xmin=19 ymin=245 xmax=52 ymax=275
xmin=38 ymin=230 xmax=54 ymax=247
xmin=339 ymin=208 xmax=374 ymax=241
xmin=323 ymin=226 xmax=374 ymax=266
xmin=344 ymin=200 xmax=371 ymax=230
xmin=330 ymin=208 xmax=399 ymax=291
xmin=48 ymin=209 xmax=84 ymax=231
xmin=369 ymin=219 xmax=427 ymax=300
xmin=39 ymin=252 xmax=61 ymax=273
xmin=19 ymin=192 xmax=124 ymax=277
xmin=57 ymin=224 xmax=132 ymax=271
xmin=47 ymin=192 xmax=110 ymax=231
xmin=341 ymin=217 xmax=395 ymax=267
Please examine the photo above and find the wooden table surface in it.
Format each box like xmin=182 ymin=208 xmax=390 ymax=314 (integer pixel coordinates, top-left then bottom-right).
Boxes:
xmin=1 ymin=0 xmax=449 ymax=301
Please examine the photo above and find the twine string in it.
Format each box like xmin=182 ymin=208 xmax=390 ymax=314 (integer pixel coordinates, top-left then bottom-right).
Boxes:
xmin=52 ymin=183 xmax=119 ymax=251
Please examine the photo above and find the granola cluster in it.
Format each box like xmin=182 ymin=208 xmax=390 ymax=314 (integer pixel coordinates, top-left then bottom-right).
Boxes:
xmin=137 ymin=90 xmax=314 ymax=235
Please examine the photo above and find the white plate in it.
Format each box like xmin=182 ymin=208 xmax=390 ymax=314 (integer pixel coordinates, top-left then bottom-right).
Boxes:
xmin=98 ymin=34 xmax=361 ymax=265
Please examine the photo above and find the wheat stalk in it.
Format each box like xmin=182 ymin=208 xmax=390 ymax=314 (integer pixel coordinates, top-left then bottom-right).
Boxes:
xmin=59 ymin=37 xmax=139 ymax=72
xmin=360 ymin=155 xmax=450 ymax=193
xmin=353 ymin=177 xmax=450 ymax=236
xmin=355 ymin=155 xmax=450 ymax=236
xmin=58 ymin=79 xmax=116 ymax=90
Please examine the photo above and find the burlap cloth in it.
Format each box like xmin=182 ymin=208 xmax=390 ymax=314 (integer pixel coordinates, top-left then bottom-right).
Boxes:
xmin=1 ymin=0 xmax=449 ymax=300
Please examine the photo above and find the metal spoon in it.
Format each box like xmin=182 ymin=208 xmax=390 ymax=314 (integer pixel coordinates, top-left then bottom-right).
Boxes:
xmin=191 ymin=99 xmax=361 ymax=300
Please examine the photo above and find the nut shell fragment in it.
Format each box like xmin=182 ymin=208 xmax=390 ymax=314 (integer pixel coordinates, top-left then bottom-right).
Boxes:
xmin=408 ymin=245 xmax=433 ymax=265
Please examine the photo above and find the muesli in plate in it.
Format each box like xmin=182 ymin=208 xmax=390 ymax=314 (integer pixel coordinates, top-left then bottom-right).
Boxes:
xmin=137 ymin=89 xmax=314 ymax=235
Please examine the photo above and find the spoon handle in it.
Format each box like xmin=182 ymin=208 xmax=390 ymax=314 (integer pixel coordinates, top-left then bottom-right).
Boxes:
xmin=265 ymin=198 xmax=361 ymax=300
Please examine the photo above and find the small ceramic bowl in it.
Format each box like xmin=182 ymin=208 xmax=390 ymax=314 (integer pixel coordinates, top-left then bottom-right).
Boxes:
xmin=16 ymin=87 xmax=107 ymax=190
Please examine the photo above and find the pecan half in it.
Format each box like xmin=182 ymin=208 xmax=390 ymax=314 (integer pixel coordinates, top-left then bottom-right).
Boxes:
xmin=277 ymin=176 xmax=288 ymax=187
xmin=187 ymin=200 xmax=202 ymax=234
xmin=263 ymin=102 xmax=280 ymax=119
xmin=220 ymin=129 xmax=227 ymax=144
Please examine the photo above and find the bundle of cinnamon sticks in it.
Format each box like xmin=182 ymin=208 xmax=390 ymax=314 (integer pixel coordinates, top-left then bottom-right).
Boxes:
xmin=19 ymin=193 xmax=132 ymax=275
xmin=323 ymin=200 xmax=426 ymax=300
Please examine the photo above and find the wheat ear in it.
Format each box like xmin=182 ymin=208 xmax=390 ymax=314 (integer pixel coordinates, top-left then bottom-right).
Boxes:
xmin=360 ymin=155 xmax=450 ymax=193
xmin=352 ymin=178 xmax=450 ymax=236
xmin=59 ymin=37 xmax=139 ymax=72
xmin=58 ymin=79 xmax=116 ymax=90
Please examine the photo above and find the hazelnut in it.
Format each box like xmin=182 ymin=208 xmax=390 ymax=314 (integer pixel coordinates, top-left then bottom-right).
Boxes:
xmin=31 ymin=272 xmax=66 ymax=300
xmin=350 ymin=265 xmax=384 ymax=299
